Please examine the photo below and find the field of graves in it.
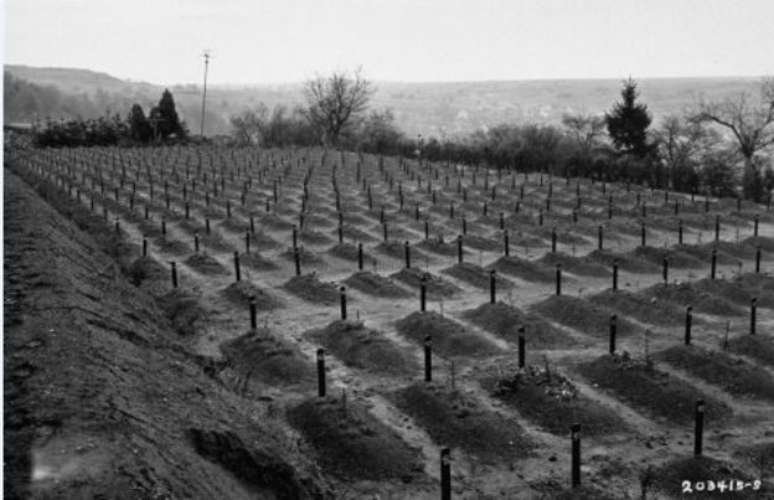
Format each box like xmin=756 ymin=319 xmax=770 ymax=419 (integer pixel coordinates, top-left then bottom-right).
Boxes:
xmin=5 ymin=143 xmax=774 ymax=499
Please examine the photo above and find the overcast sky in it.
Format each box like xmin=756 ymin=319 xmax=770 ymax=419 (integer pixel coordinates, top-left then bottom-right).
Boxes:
xmin=5 ymin=0 xmax=774 ymax=84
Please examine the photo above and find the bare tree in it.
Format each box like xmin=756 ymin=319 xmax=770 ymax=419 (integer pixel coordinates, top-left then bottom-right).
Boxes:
xmin=229 ymin=104 xmax=268 ymax=146
xmin=690 ymin=79 xmax=774 ymax=198
xmin=303 ymin=68 xmax=374 ymax=146
xmin=561 ymin=113 xmax=606 ymax=154
xmin=653 ymin=114 xmax=717 ymax=190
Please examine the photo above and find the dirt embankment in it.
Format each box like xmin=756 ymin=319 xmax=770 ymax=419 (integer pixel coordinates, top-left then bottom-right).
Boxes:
xmin=3 ymin=169 xmax=331 ymax=499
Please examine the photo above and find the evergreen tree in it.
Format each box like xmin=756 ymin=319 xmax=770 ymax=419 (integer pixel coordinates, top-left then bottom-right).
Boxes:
xmin=156 ymin=88 xmax=182 ymax=139
xmin=127 ymin=104 xmax=152 ymax=143
xmin=606 ymin=78 xmax=653 ymax=158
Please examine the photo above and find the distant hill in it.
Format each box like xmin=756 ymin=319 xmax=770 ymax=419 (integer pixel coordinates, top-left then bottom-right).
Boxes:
xmin=4 ymin=64 xmax=765 ymax=138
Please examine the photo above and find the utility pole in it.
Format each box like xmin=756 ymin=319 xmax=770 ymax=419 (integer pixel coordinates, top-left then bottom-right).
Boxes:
xmin=200 ymin=50 xmax=211 ymax=137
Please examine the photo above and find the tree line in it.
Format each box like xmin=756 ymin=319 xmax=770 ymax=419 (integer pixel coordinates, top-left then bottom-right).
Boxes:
xmin=230 ymin=71 xmax=774 ymax=202
xmin=31 ymin=89 xmax=189 ymax=147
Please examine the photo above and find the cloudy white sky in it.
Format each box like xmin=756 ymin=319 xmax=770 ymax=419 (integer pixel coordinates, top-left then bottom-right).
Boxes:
xmin=5 ymin=0 xmax=774 ymax=84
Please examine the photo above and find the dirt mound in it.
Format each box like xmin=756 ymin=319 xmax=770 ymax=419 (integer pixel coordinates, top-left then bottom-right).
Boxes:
xmin=727 ymin=335 xmax=774 ymax=367
xmin=185 ymin=252 xmax=229 ymax=275
xmin=303 ymin=212 xmax=335 ymax=228
xmin=679 ymin=243 xmax=738 ymax=265
xmin=153 ymin=236 xmax=192 ymax=255
xmin=300 ymin=229 xmax=333 ymax=245
xmin=199 ymin=232 xmax=235 ymax=252
xmin=742 ymin=235 xmax=774 ymax=252
xmin=338 ymin=225 xmax=378 ymax=243
xmin=219 ymin=216 xmax=249 ymax=233
xmin=442 ymin=262 xmax=514 ymax=289
xmin=343 ymin=271 xmax=411 ymax=298
xmin=482 ymin=365 xmax=626 ymax=436
xmin=391 ymin=383 xmax=533 ymax=463
xmin=390 ymin=268 xmax=461 ymax=299
xmin=375 ymin=240 xmax=427 ymax=262
xmin=692 ymin=276 xmax=774 ymax=309
xmin=416 ymin=238 xmax=460 ymax=256
xmin=283 ymin=274 xmax=340 ymax=304
xmin=287 ymin=397 xmax=424 ymax=480
xmin=489 ymin=255 xmax=555 ymax=283
xmin=128 ymin=256 xmax=167 ymax=286
xmin=220 ymin=328 xmax=315 ymax=387
xmin=538 ymin=251 xmax=609 ymax=277
xmin=280 ymin=246 xmax=324 ymax=265
xmin=239 ymin=251 xmax=280 ymax=271
xmin=261 ymin=213 xmax=294 ymax=230
xmin=638 ymin=282 xmax=744 ymax=316
xmin=650 ymin=456 xmax=758 ymax=499
xmin=187 ymin=428 xmax=324 ymax=499
xmin=531 ymin=295 xmax=640 ymax=338
xmin=249 ymin=231 xmax=281 ymax=250
xmin=589 ymin=289 xmax=686 ymax=326
xmin=327 ymin=243 xmax=378 ymax=266
xmin=461 ymin=234 xmax=501 ymax=251
xmin=577 ymin=353 xmax=731 ymax=424
xmin=306 ymin=320 xmax=417 ymax=375
xmin=631 ymin=246 xmax=703 ymax=269
xmin=158 ymin=289 xmax=208 ymax=336
xmin=395 ymin=311 xmax=500 ymax=357
xmin=656 ymin=345 xmax=774 ymax=400
xmin=462 ymin=302 xmax=573 ymax=348
xmin=586 ymin=249 xmax=656 ymax=273
xmin=220 ymin=281 xmax=284 ymax=310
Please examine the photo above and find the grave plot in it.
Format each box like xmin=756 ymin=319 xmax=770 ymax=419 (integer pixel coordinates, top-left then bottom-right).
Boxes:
xmin=220 ymin=328 xmax=315 ymax=388
xmin=305 ymin=319 xmax=417 ymax=375
xmin=343 ymin=271 xmax=411 ymax=298
xmin=588 ymin=289 xmax=688 ymax=327
xmin=724 ymin=330 xmax=774 ymax=369
xmin=184 ymin=252 xmax=229 ymax=275
xmin=489 ymin=255 xmax=557 ymax=283
xmin=586 ymin=249 xmax=659 ymax=274
xmin=630 ymin=245 xmax=704 ymax=269
xmin=480 ymin=364 xmax=627 ymax=437
xmin=538 ymin=251 xmax=610 ymax=277
xmin=576 ymin=353 xmax=732 ymax=425
xmin=390 ymin=382 xmax=534 ymax=463
xmin=462 ymin=302 xmax=574 ymax=348
xmin=395 ymin=311 xmax=501 ymax=358
xmin=282 ymin=274 xmax=341 ymax=305
xmin=287 ymin=397 xmax=424 ymax=481
xmin=696 ymin=274 xmax=774 ymax=309
xmin=531 ymin=295 xmax=640 ymax=338
xmin=220 ymin=281 xmax=284 ymax=310
xmin=157 ymin=288 xmax=208 ymax=336
xmin=441 ymin=262 xmax=515 ymax=290
xmin=656 ymin=345 xmax=774 ymax=401
xmin=390 ymin=268 xmax=461 ymax=299
xmin=638 ymin=282 xmax=744 ymax=316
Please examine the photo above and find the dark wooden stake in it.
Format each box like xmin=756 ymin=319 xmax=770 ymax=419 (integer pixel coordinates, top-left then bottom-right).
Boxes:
xmin=249 ymin=297 xmax=257 ymax=330
xmin=424 ymin=335 xmax=432 ymax=382
xmin=234 ymin=251 xmax=241 ymax=282
xmin=170 ymin=261 xmax=178 ymax=288
xmin=571 ymin=423 xmax=581 ymax=488
xmin=518 ymin=329 xmax=525 ymax=368
xmin=441 ymin=448 xmax=451 ymax=500
xmin=555 ymin=264 xmax=562 ymax=296
xmin=694 ymin=400 xmax=704 ymax=456
xmin=489 ymin=270 xmax=496 ymax=304
xmin=317 ymin=348 xmax=326 ymax=397
xmin=340 ymin=286 xmax=347 ymax=320
xmin=685 ymin=306 xmax=693 ymax=345
xmin=609 ymin=314 xmax=617 ymax=354
xmin=750 ymin=297 xmax=757 ymax=335
xmin=457 ymin=235 xmax=463 ymax=264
